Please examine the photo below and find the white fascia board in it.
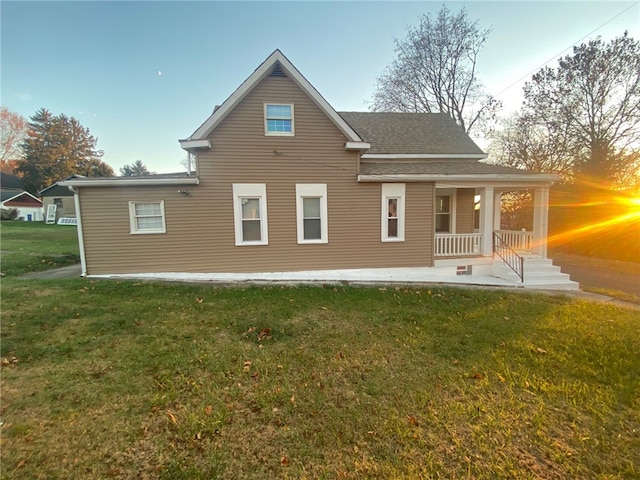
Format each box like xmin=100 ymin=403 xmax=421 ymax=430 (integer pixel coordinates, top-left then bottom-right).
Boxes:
xmin=361 ymin=153 xmax=488 ymax=160
xmin=345 ymin=141 xmax=371 ymax=150
xmin=2 ymin=191 xmax=43 ymax=204
xmin=357 ymin=173 xmax=560 ymax=185
xmin=59 ymin=177 xmax=200 ymax=188
xmin=179 ymin=139 xmax=211 ymax=150
xmin=187 ymin=50 xmax=364 ymax=143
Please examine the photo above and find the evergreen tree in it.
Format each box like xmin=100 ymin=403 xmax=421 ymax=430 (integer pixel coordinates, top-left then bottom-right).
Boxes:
xmin=119 ymin=160 xmax=155 ymax=176
xmin=17 ymin=108 xmax=113 ymax=193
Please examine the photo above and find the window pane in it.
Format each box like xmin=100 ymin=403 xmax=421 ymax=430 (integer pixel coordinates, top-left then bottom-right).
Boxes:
xmin=436 ymin=214 xmax=451 ymax=233
xmin=135 ymin=203 xmax=161 ymax=216
xmin=388 ymin=198 xmax=398 ymax=219
xmin=241 ymin=198 xmax=260 ymax=220
xmin=266 ymin=119 xmax=292 ymax=133
xmin=436 ymin=196 xmax=450 ymax=214
xmin=387 ymin=218 xmax=398 ymax=237
xmin=303 ymin=197 xmax=321 ymax=218
xmin=242 ymin=219 xmax=261 ymax=241
xmin=303 ymin=218 xmax=322 ymax=240
xmin=137 ymin=216 xmax=163 ymax=230
xmin=267 ymin=104 xmax=291 ymax=118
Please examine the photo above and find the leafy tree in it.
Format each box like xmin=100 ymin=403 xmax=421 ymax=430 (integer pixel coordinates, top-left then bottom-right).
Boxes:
xmin=521 ymin=32 xmax=640 ymax=186
xmin=0 ymin=107 xmax=27 ymax=169
xmin=120 ymin=160 xmax=155 ymax=176
xmin=17 ymin=108 xmax=113 ymax=194
xmin=371 ymin=5 xmax=500 ymax=134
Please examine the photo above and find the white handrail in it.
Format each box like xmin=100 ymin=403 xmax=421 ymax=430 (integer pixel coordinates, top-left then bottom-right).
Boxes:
xmin=435 ymin=233 xmax=483 ymax=257
xmin=494 ymin=230 xmax=533 ymax=252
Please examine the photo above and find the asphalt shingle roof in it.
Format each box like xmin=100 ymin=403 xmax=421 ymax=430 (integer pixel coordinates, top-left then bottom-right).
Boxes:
xmin=359 ymin=161 xmax=543 ymax=176
xmin=338 ymin=112 xmax=485 ymax=156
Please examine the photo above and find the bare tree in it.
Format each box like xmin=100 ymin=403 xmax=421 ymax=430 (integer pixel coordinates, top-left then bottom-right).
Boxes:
xmin=0 ymin=107 xmax=27 ymax=168
xmin=522 ymin=32 xmax=640 ymax=186
xmin=371 ymin=5 xmax=500 ymax=134
xmin=488 ymin=112 xmax=577 ymax=179
xmin=179 ymin=155 xmax=195 ymax=174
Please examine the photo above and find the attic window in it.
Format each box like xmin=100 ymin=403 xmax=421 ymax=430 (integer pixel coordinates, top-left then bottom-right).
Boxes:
xmin=264 ymin=103 xmax=294 ymax=136
xmin=270 ymin=63 xmax=287 ymax=77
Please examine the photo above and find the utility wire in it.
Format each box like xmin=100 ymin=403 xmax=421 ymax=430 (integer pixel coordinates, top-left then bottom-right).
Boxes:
xmin=492 ymin=1 xmax=639 ymax=99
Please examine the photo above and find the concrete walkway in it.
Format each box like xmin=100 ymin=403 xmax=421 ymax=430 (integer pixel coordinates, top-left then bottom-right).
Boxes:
xmin=18 ymin=263 xmax=639 ymax=310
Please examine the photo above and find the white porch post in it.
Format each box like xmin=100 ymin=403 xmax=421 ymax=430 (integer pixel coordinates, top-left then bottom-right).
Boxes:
xmin=493 ymin=190 xmax=502 ymax=231
xmin=532 ymin=186 xmax=550 ymax=258
xmin=479 ymin=186 xmax=494 ymax=256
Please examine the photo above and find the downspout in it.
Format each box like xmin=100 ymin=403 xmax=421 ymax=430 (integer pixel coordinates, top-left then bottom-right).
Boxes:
xmin=68 ymin=186 xmax=87 ymax=277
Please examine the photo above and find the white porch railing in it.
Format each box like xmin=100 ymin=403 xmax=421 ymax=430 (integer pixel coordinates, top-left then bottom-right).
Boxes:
xmin=495 ymin=230 xmax=533 ymax=253
xmin=435 ymin=233 xmax=483 ymax=257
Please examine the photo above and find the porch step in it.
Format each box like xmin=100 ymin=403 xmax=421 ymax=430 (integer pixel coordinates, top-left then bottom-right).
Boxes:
xmin=492 ymin=257 xmax=580 ymax=290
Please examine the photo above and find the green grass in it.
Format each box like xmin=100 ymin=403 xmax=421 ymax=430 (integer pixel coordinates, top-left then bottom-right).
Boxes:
xmin=1 ymin=223 xmax=639 ymax=479
xmin=0 ymin=221 xmax=80 ymax=276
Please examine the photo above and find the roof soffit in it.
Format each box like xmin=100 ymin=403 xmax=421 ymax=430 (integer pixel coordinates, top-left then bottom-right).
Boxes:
xmin=184 ymin=50 xmax=363 ymax=146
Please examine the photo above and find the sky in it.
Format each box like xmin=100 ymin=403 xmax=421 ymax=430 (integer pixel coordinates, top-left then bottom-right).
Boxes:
xmin=2 ymin=1 xmax=639 ymax=174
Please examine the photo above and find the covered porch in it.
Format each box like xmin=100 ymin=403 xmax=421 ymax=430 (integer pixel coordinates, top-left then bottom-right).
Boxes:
xmin=433 ymin=184 xmax=551 ymax=259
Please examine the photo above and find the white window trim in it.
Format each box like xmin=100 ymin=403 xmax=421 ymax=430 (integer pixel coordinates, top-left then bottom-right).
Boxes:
xmin=381 ymin=184 xmax=406 ymax=242
xmin=264 ymin=103 xmax=294 ymax=136
xmin=435 ymin=189 xmax=457 ymax=234
xmin=296 ymin=184 xmax=328 ymax=244
xmin=232 ymin=184 xmax=268 ymax=246
xmin=129 ymin=201 xmax=166 ymax=235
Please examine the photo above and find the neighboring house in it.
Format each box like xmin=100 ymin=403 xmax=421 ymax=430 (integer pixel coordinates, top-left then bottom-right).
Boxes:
xmin=39 ymin=175 xmax=86 ymax=223
xmin=61 ymin=50 xmax=576 ymax=288
xmin=0 ymin=172 xmax=44 ymax=221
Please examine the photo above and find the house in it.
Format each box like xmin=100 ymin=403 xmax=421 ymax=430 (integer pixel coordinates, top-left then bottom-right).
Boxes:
xmin=0 ymin=172 xmax=44 ymax=221
xmin=39 ymin=174 xmax=85 ymax=223
xmin=61 ymin=50 xmax=577 ymax=289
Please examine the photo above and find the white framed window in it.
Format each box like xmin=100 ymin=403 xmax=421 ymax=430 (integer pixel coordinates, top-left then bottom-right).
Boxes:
xmin=232 ymin=184 xmax=268 ymax=246
xmin=264 ymin=103 xmax=294 ymax=136
xmin=296 ymin=184 xmax=328 ymax=244
xmin=129 ymin=201 xmax=166 ymax=234
xmin=381 ymin=184 xmax=405 ymax=242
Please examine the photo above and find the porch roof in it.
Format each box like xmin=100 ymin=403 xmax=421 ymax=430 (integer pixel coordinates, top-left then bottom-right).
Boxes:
xmin=358 ymin=161 xmax=560 ymax=184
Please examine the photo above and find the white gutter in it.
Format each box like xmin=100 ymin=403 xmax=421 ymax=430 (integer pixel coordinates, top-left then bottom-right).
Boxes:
xmin=68 ymin=186 xmax=87 ymax=277
xmin=59 ymin=177 xmax=200 ymax=187
xmin=361 ymin=153 xmax=488 ymax=160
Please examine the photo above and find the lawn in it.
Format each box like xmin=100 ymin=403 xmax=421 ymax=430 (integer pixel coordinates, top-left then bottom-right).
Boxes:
xmin=0 ymin=221 xmax=80 ymax=276
xmin=1 ymin=223 xmax=639 ymax=479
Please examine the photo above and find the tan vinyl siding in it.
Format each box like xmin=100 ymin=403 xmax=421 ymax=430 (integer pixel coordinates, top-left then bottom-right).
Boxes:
xmin=80 ymin=75 xmax=435 ymax=274
xmin=455 ymin=188 xmax=475 ymax=234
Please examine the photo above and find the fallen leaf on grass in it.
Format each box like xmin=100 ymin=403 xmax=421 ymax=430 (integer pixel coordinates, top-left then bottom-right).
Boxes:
xmin=407 ymin=415 xmax=419 ymax=426
xmin=469 ymin=373 xmax=484 ymax=380
xmin=204 ymin=405 xmax=213 ymax=416
xmin=166 ymin=410 xmax=177 ymax=424
xmin=258 ymin=328 xmax=272 ymax=340
xmin=243 ymin=360 xmax=252 ymax=372
xmin=280 ymin=456 xmax=289 ymax=466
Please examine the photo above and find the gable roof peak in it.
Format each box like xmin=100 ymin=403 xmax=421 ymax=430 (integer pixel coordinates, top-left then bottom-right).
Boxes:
xmin=180 ymin=50 xmax=364 ymax=149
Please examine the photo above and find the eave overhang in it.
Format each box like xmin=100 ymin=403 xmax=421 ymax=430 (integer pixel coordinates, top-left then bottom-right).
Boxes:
xmin=345 ymin=142 xmax=371 ymax=150
xmin=179 ymin=139 xmax=212 ymax=151
xmin=59 ymin=177 xmax=200 ymax=188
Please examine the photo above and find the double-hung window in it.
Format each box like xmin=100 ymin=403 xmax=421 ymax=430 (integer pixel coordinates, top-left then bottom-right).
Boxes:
xmin=296 ymin=184 xmax=328 ymax=244
xmin=265 ymin=103 xmax=294 ymax=136
xmin=232 ymin=184 xmax=268 ymax=246
xmin=129 ymin=201 xmax=166 ymax=234
xmin=381 ymin=184 xmax=405 ymax=241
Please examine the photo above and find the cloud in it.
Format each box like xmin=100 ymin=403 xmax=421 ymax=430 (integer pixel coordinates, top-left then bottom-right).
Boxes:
xmin=14 ymin=92 xmax=32 ymax=101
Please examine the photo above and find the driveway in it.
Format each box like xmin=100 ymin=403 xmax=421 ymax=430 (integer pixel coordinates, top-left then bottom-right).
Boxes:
xmin=551 ymin=253 xmax=640 ymax=297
